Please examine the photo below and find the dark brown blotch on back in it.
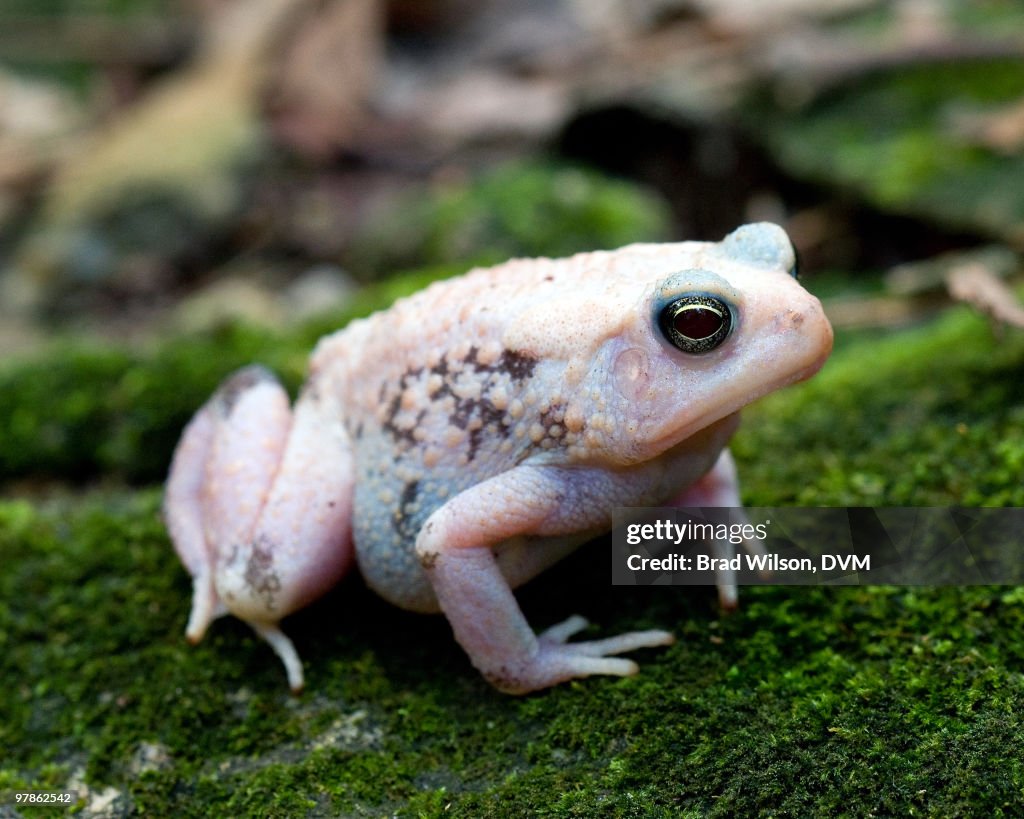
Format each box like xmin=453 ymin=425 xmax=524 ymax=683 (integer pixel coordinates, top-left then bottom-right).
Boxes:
xmin=380 ymin=367 xmax=426 ymax=447
xmin=464 ymin=347 xmax=538 ymax=382
xmin=392 ymin=480 xmax=421 ymax=539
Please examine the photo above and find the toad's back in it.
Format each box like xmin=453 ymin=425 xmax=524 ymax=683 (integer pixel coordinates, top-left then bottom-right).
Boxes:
xmin=309 ymin=249 xmax=651 ymax=609
xmin=311 ymin=246 xmax=708 ymax=610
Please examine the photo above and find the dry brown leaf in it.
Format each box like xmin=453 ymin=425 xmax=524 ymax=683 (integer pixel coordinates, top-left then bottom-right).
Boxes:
xmin=821 ymin=294 xmax=928 ymax=329
xmin=946 ymin=263 xmax=1024 ymax=329
xmin=0 ymin=70 xmax=82 ymax=186
xmin=264 ymin=0 xmax=384 ymax=158
xmin=955 ymin=97 xmax=1024 ymax=155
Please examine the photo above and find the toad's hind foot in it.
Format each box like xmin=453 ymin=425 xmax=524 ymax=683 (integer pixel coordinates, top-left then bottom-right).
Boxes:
xmin=250 ymin=622 xmax=305 ymax=694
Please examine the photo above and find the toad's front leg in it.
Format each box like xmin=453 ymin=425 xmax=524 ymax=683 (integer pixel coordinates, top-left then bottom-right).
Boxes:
xmin=164 ymin=366 xmax=355 ymax=692
xmin=669 ymin=448 xmax=766 ymax=611
xmin=415 ymin=465 xmax=674 ymax=694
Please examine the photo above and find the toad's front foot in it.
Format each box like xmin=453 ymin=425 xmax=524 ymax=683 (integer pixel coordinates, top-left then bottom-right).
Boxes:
xmin=425 ymin=538 xmax=675 ymax=695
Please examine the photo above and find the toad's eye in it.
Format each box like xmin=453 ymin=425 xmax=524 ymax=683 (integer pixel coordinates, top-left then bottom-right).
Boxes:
xmin=658 ymin=294 xmax=733 ymax=354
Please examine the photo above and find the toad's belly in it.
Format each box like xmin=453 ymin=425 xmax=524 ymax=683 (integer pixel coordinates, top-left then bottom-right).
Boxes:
xmin=349 ymin=419 xmax=738 ymax=613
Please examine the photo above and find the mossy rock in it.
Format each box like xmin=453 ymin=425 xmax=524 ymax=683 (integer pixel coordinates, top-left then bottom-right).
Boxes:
xmin=2 ymin=287 xmax=1024 ymax=814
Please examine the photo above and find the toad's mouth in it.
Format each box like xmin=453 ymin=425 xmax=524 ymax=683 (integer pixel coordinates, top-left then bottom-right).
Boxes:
xmin=649 ymin=356 xmax=827 ymax=457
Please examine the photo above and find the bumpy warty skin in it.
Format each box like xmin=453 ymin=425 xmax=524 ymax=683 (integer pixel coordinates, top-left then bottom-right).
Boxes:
xmin=164 ymin=222 xmax=834 ymax=693
xmin=310 ymin=228 xmax=830 ymax=609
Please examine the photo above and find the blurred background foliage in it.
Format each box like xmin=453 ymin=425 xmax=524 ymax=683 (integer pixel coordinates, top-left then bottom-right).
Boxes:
xmin=1 ymin=1 xmax=1023 ymax=816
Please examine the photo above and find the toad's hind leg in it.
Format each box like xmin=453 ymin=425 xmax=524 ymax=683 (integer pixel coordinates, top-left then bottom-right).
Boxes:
xmin=164 ymin=365 xmax=355 ymax=692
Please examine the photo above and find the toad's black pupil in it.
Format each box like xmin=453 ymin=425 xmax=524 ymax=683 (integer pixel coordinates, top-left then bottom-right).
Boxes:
xmin=673 ymin=306 xmax=724 ymax=340
xmin=658 ymin=293 xmax=733 ymax=354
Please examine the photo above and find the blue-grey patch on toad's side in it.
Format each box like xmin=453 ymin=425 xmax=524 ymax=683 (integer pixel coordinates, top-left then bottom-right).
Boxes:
xmin=353 ymin=465 xmax=446 ymax=611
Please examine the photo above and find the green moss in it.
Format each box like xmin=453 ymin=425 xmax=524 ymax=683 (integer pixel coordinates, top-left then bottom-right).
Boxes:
xmin=733 ymin=305 xmax=1024 ymax=506
xmin=0 ymin=325 xmax=282 ymax=484
xmin=0 ymin=265 xmax=457 ymax=485
xmin=745 ymin=59 xmax=1024 ymax=238
xmin=348 ymin=160 xmax=673 ymax=276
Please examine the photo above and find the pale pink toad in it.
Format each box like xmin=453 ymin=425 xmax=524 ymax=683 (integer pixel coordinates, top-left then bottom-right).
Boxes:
xmin=164 ymin=222 xmax=833 ymax=694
